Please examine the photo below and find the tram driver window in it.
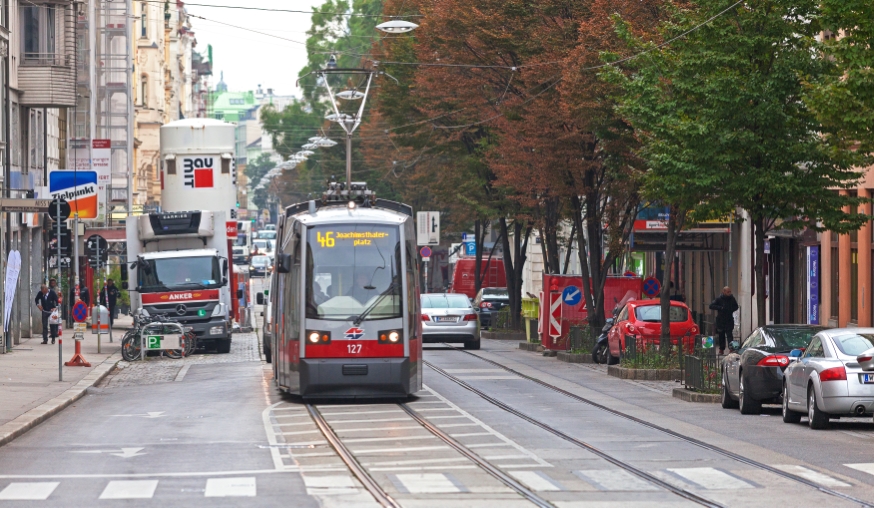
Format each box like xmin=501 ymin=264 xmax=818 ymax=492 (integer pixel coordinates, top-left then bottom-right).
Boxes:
xmin=305 ymin=224 xmax=402 ymax=321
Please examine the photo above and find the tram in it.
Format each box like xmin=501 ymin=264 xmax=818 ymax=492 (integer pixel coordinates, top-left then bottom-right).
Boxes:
xmin=268 ymin=182 xmax=422 ymax=398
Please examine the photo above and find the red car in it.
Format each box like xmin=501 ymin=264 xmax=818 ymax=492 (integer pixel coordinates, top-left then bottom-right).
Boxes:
xmin=606 ymin=300 xmax=698 ymax=364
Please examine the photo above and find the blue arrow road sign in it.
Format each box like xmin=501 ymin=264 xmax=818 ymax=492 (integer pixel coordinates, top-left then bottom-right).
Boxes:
xmin=562 ymin=285 xmax=582 ymax=306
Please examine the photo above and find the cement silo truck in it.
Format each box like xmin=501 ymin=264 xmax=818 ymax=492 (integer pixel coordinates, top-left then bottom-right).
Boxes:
xmin=125 ymin=119 xmax=239 ymax=353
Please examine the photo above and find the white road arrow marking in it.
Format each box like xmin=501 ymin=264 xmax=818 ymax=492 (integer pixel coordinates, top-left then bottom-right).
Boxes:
xmin=110 ymin=412 xmax=165 ymax=419
xmin=70 ymin=447 xmax=146 ymax=458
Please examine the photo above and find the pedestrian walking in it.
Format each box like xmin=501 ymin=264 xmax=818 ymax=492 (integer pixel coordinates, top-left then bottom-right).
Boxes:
xmin=710 ymin=286 xmax=739 ymax=355
xmin=69 ymin=285 xmax=90 ymax=307
xmin=34 ymin=284 xmax=59 ymax=344
xmin=99 ymin=279 xmax=120 ymax=326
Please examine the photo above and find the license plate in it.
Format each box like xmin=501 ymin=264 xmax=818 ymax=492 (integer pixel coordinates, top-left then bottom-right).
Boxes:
xmin=435 ymin=317 xmax=456 ymax=323
xmin=863 ymin=374 xmax=874 ymax=384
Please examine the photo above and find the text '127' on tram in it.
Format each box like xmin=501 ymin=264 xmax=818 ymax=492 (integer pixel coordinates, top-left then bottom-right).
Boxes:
xmin=267 ymin=181 xmax=422 ymax=399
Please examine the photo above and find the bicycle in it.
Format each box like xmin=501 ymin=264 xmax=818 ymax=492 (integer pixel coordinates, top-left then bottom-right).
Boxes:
xmin=121 ymin=313 xmax=197 ymax=361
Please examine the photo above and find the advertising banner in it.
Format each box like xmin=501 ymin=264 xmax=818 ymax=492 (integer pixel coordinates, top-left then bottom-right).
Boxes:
xmin=807 ymin=246 xmax=820 ymax=325
xmin=3 ymin=250 xmax=21 ymax=332
xmin=48 ymin=170 xmax=100 ymax=220
xmin=92 ymin=139 xmax=111 ymax=185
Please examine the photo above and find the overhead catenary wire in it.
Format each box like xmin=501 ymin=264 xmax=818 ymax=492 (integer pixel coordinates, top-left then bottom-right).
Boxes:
xmin=141 ymin=0 xmax=420 ymax=18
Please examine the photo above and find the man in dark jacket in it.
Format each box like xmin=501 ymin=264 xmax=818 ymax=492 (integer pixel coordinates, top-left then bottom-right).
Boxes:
xmin=99 ymin=279 xmax=120 ymax=326
xmin=710 ymin=286 xmax=739 ymax=355
xmin=35 ymin=284 xmax=59 ymax=344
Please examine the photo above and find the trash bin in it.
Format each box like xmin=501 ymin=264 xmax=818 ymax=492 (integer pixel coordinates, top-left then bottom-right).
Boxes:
xmin=521 ymin=297 xmax=540 ymax=342
xmin=91 ymin=305 xmax=110 ymax=334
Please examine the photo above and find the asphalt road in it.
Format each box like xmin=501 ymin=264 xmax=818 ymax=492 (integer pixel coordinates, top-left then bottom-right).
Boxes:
xmin=0 ymin=276 xmax=872 ymax=507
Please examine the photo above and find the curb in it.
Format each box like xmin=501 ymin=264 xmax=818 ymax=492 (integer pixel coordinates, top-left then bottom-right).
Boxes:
xmin=672 ymin=387 xmax=721 ymax=403
xmin=556 ymin=351 xmax=596 ymax=364
xmin=482 ymin=330 xmax=527 ymax=341
xmin=517 ymin=342 xmax=543 ymax=352
xmin=0 ymin=352 xmax=121 ymax=448
xmin=607 ymin=365 xmax=681 ymax=381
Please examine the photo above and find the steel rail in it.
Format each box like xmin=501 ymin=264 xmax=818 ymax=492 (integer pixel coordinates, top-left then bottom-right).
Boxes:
xmin=424 ymin=360 xmax=724 ymax=508
xmin=445 ymin=346 xmax=874 ymax=508
xmin=398 ymin=403 xmax=555 ymax=508
xmin=305 ymin=405 xmax=402 ymax=508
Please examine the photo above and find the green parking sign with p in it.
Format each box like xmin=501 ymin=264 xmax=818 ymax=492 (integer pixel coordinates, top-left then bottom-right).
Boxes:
xmin=146 ymin=334 xmax=182 ymax=350
xmin=147 ymin=335 xmax=163 ymax=349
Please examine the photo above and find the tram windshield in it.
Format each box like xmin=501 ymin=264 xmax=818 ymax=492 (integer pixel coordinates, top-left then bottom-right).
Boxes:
xmin=306 ymin=224 xmax=402 ymax=321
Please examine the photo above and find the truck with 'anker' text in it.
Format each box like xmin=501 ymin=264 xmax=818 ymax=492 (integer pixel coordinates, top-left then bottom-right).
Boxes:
xmin=124 ymin=119 xmax=239 ymax=353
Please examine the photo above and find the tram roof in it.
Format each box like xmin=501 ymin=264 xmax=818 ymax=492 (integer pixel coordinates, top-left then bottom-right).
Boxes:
xmin=293 ymin=204 xmax=408 ymax=226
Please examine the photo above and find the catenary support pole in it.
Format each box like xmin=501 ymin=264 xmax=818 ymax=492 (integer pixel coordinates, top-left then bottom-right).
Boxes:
xmin=346 ymin=132 xmax=352 ymax=191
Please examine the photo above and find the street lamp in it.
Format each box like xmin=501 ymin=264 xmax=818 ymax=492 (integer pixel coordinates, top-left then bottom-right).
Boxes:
xmin=375 ymin=19 xmax=418 ymax=33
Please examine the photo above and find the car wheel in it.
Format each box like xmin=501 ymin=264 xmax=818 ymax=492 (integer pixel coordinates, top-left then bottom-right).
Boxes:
xmin=782 ymin=382 xmax=801 ymax=423
xmin=464 ymin=339 xmax=481 ymax=350
xmin=607 ymin=349 xmax=620 ymax=365
xmin=263 ymin=337 xmax=272 ymax=363
xmin=808 ymin=385 xmax=829 ymax=430
xmin=738 ymin=375 xmax=761 ymax=415
xmin=593 ymin=343 xmax=608 ymax=364
xmin=721 ymin=371 xmax=738 ymax=409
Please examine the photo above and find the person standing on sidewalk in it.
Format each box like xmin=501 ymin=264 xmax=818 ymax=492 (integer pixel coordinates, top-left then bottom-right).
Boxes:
xmin=34 ymin=284 xmax=59 ymax=344
xmin=99 ymin=279 xmax=120 ymax=326
xmin=710 ymin=286 xmax=739 ymax=355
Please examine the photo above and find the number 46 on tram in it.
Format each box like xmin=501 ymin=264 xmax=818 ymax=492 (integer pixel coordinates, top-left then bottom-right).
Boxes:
xmin=268 ymin=183 xmax=422 ymax=399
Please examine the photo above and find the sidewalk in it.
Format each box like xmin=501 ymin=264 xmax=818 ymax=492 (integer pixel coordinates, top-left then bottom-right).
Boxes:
xmin=0 ymin=314 xmax=132 ymax=447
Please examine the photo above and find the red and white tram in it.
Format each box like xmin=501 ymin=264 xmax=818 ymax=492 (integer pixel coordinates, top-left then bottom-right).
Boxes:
xmin=268 ymin=183 xmax=422 ymax=398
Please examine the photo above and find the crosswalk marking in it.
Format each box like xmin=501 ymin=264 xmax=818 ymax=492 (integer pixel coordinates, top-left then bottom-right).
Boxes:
xmin=509 ymin=471 xmax=562 ymax=491
xmin=352 ymin=445 xmax=450 ymax=455
xmin=575 ymin=469 xmax=659 ymax=491
xmin=204 ymin=477 xmax=256 ymax=497
xmin=667 ymin=467 xmax=755 ymax=490
xmin=456 ymin=376 xmax=520 ymax=380
xmin=99 ymin=480 xmax=159 ymax=499
xmin=303 ymin=475 xmax=359 ymax=495
xmin=0 ymin=482 xmax=59 ymax=500
xmin=443 ymin=369 xmax=506 ymax=374
xmin=774 ymin=465 xmax=851 ymax=488
xmin=394 ymin=473 xmax=461 ymax=493
xmin=846 ymin=463 xmax=874 ymax=476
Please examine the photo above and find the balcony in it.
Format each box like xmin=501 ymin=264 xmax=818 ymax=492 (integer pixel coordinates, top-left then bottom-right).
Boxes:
xmin=18 ymin=3 xmax=76 ymax=107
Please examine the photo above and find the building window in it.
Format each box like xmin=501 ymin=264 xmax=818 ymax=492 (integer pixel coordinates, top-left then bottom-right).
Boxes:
xmin=21 ymin=5 xmax=56 ymax=64
xmin=140 ymin=2 xmax=147 ymax=38
xmin=10 ymin=103 xmax=19 ymax=167
xmin=140 ymin=75 xmax=148 ymax=107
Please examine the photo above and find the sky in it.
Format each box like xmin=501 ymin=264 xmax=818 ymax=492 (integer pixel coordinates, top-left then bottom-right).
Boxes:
xmin=186 ymin=0 xmax=326 ymax=98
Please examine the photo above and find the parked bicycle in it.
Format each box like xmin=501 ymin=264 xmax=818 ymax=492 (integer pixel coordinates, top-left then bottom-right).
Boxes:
xmin=121 ymin=312 xmax=197 ymax=361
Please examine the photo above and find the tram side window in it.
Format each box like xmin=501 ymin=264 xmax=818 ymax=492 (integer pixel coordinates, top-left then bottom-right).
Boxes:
xmin=305 ymin=224 xmax=402 ymax=321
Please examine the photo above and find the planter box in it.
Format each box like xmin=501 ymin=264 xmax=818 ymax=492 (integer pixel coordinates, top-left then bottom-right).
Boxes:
xmin=482 ymin=330 xmax=526 ymax=341
xmin=557 ymin=352 xmax=595 ymax=364
xmin=672 ymin=387 xmax=720 ymax=403
xmin=518 ymin=342 xmax=541 ymax=352
xmin=607 ymin=365 xmax=681 ymax=381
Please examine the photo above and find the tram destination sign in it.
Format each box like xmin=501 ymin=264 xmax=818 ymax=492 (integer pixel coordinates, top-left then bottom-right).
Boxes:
xmin=0 ymin=198 xmax=53 ymax=213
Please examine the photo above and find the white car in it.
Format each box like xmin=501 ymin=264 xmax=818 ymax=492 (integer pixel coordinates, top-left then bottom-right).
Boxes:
xmin=782 ymin=328 xmax=874 ymax=429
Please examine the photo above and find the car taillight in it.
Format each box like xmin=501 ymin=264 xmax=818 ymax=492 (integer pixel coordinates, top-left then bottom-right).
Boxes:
xmin=690 ymin=326 xmax=699 ymax=335
xmin=820 ymin=366 xmax=847 ymax=382
xmin=480 ymin=302 xmax=492 ymax=309
xmin=421 ymin=314 xmax=430 ymax=321
xmin=625 ymin=323 xmax=636 ymax=333
xmin=859 ymin=356 xmax=873 ymax=363
xmin=757 ymin=355 xmax=790 ymax=368
xmin=463 ymin=313 xmax=477 ymax=321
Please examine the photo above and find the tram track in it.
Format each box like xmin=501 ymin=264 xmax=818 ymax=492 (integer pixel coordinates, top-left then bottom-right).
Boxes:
xmin=435 ymin=345 xmax=874 ymax=508
xmin=307 ymin=401 xmax=555 ymax=507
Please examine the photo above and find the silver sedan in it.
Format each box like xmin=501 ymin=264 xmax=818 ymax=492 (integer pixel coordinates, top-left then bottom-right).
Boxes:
xmin=783 ymin=328 xmax=874 ymax=429
xmin=421 ymin=293 xmax=480 ymax=350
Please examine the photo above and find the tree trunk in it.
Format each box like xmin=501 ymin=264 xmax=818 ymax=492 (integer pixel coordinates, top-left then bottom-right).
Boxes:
xmin=660 ymin=206 xmax=685 ymax=351
xmin=562 ymin=222 xmax=576 ymax=274
xmin=754 ymin=215 xmax=767 ymax=328
xmin=584 ymin=186 xmax=606 ymax=329
xmin=498 ymin=217 xmax=530 ymax=331
xmin=571 ymin=196 xmax=596 ymax=323
xmin=499 ymin=218 xmax=515 ymax=330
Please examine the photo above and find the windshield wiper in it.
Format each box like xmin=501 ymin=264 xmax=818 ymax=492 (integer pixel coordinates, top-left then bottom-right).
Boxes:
xmin=353 ymin=282 xmax=398 ymax=325
xmin=171 ymin=282 xmax=210 ymax=289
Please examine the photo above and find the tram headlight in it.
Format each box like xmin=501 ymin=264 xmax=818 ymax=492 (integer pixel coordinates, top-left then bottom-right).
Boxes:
xmin=307 ymin=330 xmax=331 ymax=344
xmin=378 ymin=329 xmax=402 ymax=344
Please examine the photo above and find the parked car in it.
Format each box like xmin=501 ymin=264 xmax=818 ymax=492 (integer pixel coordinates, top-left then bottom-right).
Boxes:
xmin=256 ymin=230 xmax=277 ymax=240
xmin=721 ymin=325 xmax=826 ymax=413
xmin=232 ymin=246 xmax=250 ymax=266
xmin=472 ymin=287 xmax=510 ymax=328
xmin=606 ymin=300 xmax=698 ymax=365
xmin=421 ymin=293 xmax=480 ymax=350
xmin=782 ymin=328 xmax=874 ymax=429
xmin=249 ymin=255 xmax=272 ymax=277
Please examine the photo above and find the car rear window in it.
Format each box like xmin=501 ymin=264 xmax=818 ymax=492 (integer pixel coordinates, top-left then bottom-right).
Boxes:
xmin=768 ymin=328 xmax=824 ymax=349
xmin=483 ymin=289 xmax=509 ymax=299
xmin=634 ymin=305 xmax=688 ymax=323
xmin=422 ymin=295 xmax=471 ymax=309
xmin=831 ymin=334 xmax=874 ymax=356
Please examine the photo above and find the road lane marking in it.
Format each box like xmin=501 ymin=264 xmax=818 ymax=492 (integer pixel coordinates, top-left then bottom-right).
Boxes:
xmin=174 ymin=364 xmax=191 ymax=382
xmin=436 ymin=423 xmax=481 ymax=428
xmin=279 ymin=430 xmax=322 ymax=436
xmin=575 ymin=469 xmax=659 ymax=491
xmin=342 ymin=435 xmax=436 ymax=444
xmin=509 ymin=471 xmax=563 ymax=491
xmin=204 ymin=477 xmax=256 ymax=497
xmin=372 ymin=465 xmax=477 ymax=472
xmin=335 ymin=426 xmax=423 ymax=433
xmin=0 ymin=482 xmax=59 ymax=500
xmin=466 ymin=442 xmax=511 ymax=448
xmin=845 ymin=463 xmax=874 ymax=476
xmin=328 ymin=417 xmax=411 ymax=424
xmin=0 ymin=469 xmax=297 ymax=479
xmin=99 ymin=480 xmax=159 ymax=499
xmin=319 ymin=410 xmax=404 ymax=416
xmin=414 ymin=408 xmax=457 ymax=412
xmin=362 ymin=458 xmax=469 ymax=467
xmin=443 ymin=369 xmax=506 ymax=374
xmin=393 ymin=473 xmax=462 ymax=493
xmin=449 ymin=432 xmax=492 ymax=438
xmin=303 ymin=475 xmax=359 ymax=496
xmin=773 ymin=465 xmax=851 ymax=488
xmin=274 ymin=414 xmax=311 ymax=419
xmin=667 ymin=467 xmax=755 ymax=490
xmin=483 ymin=454 xmax=532 ymax=460
xmin=456 ymin=376 xmax=521 ymax=380
xmin=352 ymin=446 xmax=451 ymax=455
